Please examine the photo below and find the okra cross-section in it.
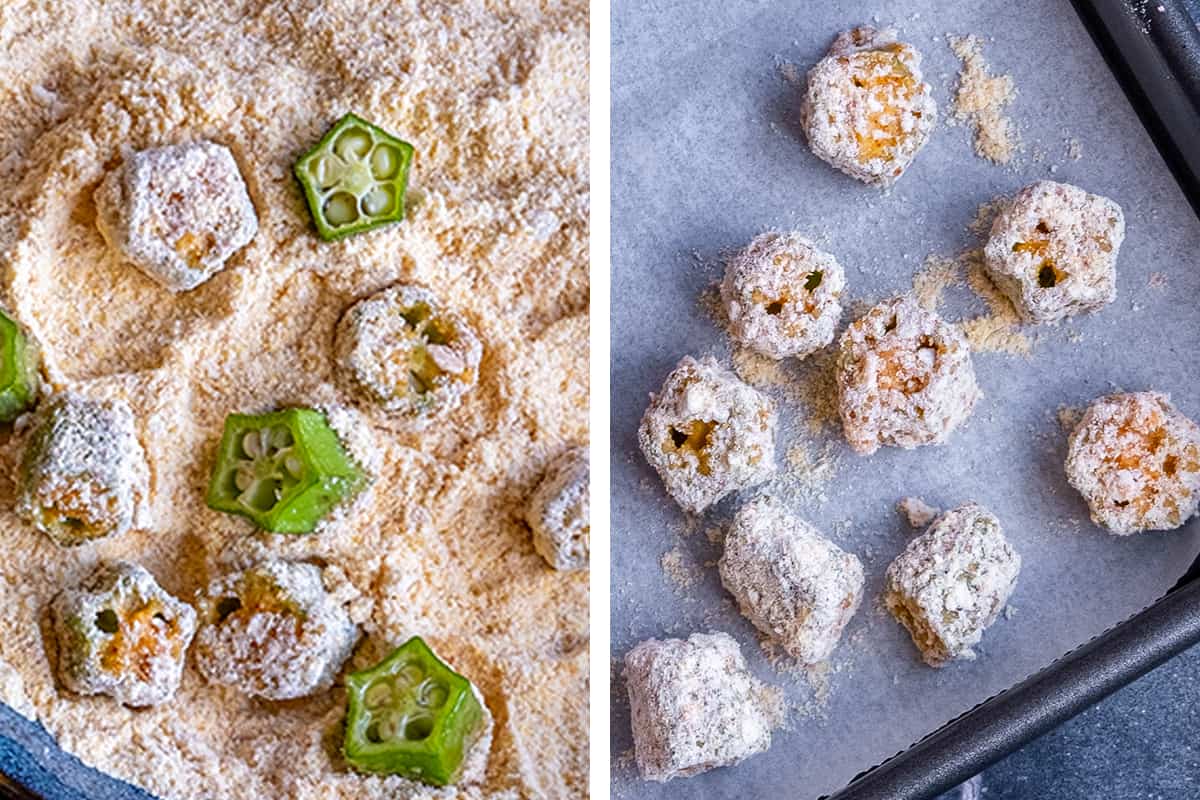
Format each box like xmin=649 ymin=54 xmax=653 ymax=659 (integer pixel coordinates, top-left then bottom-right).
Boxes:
xmin=334 ymin=284 xmax=482 ymax=419
xmin=206 ymin=408 xmax=366 ymax=533
xmin=344 ymin=636 xmax=485 ymax=786
xmin=194 ymin=560 xmax=358 ymax=700
xmin=51 ymin=561 xmax=197 ymax=707
xmin=294 ymin=114 xmax=414 ymax=240
xmin=0 ymin=309 xmax=39 ymax=422
xmin=17 ymin=393 xmax=149 ymax=546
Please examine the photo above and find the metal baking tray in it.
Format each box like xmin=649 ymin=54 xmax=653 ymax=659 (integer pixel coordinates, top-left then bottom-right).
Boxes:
xmin=835 ymin=0 xmax=1200 ymax=796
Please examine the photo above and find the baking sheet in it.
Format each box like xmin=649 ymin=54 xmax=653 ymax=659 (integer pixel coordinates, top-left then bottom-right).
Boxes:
xmin=609 ymin=1 xmax=1200 ymax=798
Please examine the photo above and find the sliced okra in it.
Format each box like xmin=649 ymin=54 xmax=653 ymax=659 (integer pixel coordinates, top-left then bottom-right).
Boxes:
xmin=17 ymin=393 xmax=148 ymax=546
xmin=343 ymin=636 xmax=485 ymax=786
xmin=294 ymin=114 xmax=415 ymax=241
xmin=52 ymin=561 xmax=197 ymax=707
xmin=0 ymin=310 xmax=39 ymax=422
xmin=205 ymin=408 xmax=366 ymax=533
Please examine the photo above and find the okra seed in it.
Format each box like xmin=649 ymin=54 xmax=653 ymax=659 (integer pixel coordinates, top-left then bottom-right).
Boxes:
xmin=324 ymin=193 xmax=359 ymax=226
xmin=334 ymin=129 xmax=372 ymax=161
xmin=95 ymin=609 xmax=119 ymax=634
xmin=364 ymin=679 xmax=393 ymax=709
xmin=309 ymin=155 xmax=342 ymax=190
xmin=395 ymin=663 xmax=423 ymax=688
xmin=417 ymin=678 xmax=448 ymax=709
xmin=361 ymin=185 xmax=395 ymax=217
xmin=402 ymin=713 xmax=434 ymax=741
xmin=370 ymin=144 xmax=401 ymax=179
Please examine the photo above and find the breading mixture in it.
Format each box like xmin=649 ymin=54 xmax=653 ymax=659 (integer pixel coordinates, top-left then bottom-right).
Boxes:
xmin=0 ymin=2 xmax=588 ymax=798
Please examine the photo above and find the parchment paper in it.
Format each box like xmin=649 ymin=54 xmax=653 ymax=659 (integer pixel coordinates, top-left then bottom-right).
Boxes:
xmin=609 ymin=2 xmax=1200 ymax=798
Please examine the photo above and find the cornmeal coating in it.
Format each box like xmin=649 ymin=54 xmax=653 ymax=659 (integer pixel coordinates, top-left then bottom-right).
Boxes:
xmin=52 ymin=562 xmax=197 ymax=707
xmin=623 ymin=631 xmax=775 ymax=782
xmin=983 ymin=181 xmax=1125 ymax=324
xmin=95 ymin=141 xmax=258 ymax=292
xmin=719 ymin=496 xmax=863 ymax=664
xmin=721 ymin=232 xmax=846 ymax=360
xmin=638 ymin=356 xmax=777 ymax=514
xmin=526 ymin=446 xmax=589 ymax=571
xmin=1066 ymin=392 xmax=1200 ymax=535
xmin=836 ymin=295 xmax=979 ymax=455
xmin=335 ymin=283 xmax=483 ymax=420
xmin=801 ymin=26 xmax=937 ymax=187
xmin=17 ymin=393 xmax=150 ymax=546
xmin=195 ymin=560 xmax=358 ymax=700
xmin=884 ymin=503 xmax=1020 ymax=667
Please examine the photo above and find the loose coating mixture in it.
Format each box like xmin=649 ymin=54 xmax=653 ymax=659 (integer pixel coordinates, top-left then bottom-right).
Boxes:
xmin=0 ymin=2 xmax=588 ymax=798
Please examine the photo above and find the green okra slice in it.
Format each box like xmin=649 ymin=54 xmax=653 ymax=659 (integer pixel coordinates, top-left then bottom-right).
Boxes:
xmin=344 ymin=636 xmax=485 ymax=786
xmin=0 ymin=310 xmax=39 ymax=422
xmin=294 ymin=113 xmax=415 ymax=241
xmin=205 ymin=408 xmax=365 ymax=533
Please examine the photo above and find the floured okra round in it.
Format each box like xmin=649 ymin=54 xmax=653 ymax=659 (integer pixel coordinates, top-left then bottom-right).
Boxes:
xmin=836 ymin=295 xmax=980 ymax=455
xmin=623 ymin=631 xmax=775 ymax=783
xmin=94 ymin=140 xmax=258 ymax=292
xmin=1066 ymin=392 xmax=1200 ymax=535
xmin=294 ymin=114 xmax=415 ymax=241
xmin=51 ymin=561 xmax=196 ymax=707
xmin=638 ymin=356 xmax=777 ymax=514
xmin=343 ymin=636 xmax=489 ymax=786
xmin=983 ymin=181 xmax=1125 ymax=323
xmin=206 ymin=407 xmax=367 ymax=534
xmin=719 ymin=496 xmax=863 ymax=665
xmin=17 ymin=393 xmax=149 ymax=546
xmin=194 ymin=560 xmax=358 ymax=700
xmin=335 ymin=284 xmax=483 ymax=419
xmin=526 ymin=446 xmax=589 ymax=571
xmin=721 ymin=232 xmax=846 ymax=360
xmin=801 ymin=26 xmax=937 ymax=187
xmin=884 ymin=503 xmax=1020 ymax=668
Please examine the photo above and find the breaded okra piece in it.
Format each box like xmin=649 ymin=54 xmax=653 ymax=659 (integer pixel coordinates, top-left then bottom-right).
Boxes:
xmin=836 ymin=295 xmax=980 ymax=455
xmin=194 ymin=560 xmax=358 ymax=700
xmin=95 ymin=141 xmax=258 ymax=292
xmin=801 ymin=26 xmax=937 ymax=187
xmin=983 ymin=181 xmax=1125 ymax=323
xmin=526 ymin=446 xmax=590 ymax=571
xmin=638 ymin=356 xmax=777 ymax=514
xmin=1066 ymin=392 xmax=1200 ymax=535
xmin=335 ymin=284 xmax=482 ymax=419
xmin=884 ymin=503 xmax=1020 ymax=667
xmin=17 ymin=393 xmax=149 ymax=546
xmin=623 ymin=631 xmax=775 ymax=782
xmin=721 ymin=232 xmax=846 ymax=360
xmin=51 ymin=561 xmax=196 ymax=707
xmin=719 ymin=496 xmax=863 ymax=664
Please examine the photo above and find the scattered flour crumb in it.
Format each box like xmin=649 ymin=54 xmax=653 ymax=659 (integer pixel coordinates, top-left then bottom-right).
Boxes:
xmin=1004 ymin=604 xmax=1018 ymax=620
xmin=660 ymin=547 xmax=701 ymax=591
xmin=1148 ymin=271 xmax=1168 ymax=289
xmin=960 ymin=252 xmax=1032 ymax=355
xmin=912 ymin=254 xmax=962 ymax=311
xmin=1066 ymin=137 xmax=1083 ymax=160
xmin=1057 ymin=404 xmax=1084 ymax=432
xmin=897 ymin=497 xmax=940 ymax=528
xmin=969 ymin=196 xmax=1009 ymax=237
xmin=949 ymin=34 xmax=1020 ymax=165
